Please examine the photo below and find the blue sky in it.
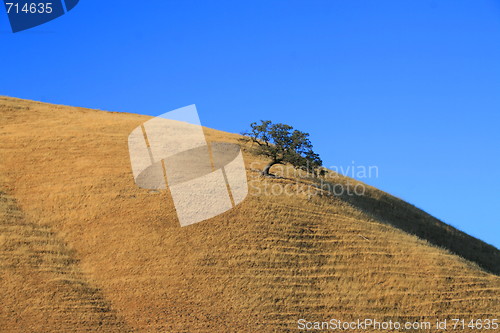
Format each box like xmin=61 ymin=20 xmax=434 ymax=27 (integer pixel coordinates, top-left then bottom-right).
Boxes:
xmin=1 ymin=0 xmax=499 ymax=248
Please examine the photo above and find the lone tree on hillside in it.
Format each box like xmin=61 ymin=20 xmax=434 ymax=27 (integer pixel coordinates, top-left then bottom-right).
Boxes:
xmin=243 ymin=120 xmax=323 ymax=176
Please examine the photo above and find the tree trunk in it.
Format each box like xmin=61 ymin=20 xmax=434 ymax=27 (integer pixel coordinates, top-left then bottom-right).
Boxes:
xmin=262 ymin=160 xmax=281 ymax=176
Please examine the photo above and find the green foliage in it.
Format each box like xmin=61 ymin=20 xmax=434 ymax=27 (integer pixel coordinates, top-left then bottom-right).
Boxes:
xmin=244 ymin=120 xmax=323 ymax=175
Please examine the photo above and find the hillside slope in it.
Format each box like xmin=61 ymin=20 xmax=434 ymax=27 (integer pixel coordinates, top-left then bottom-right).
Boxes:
xmin=0 ymin=186 xmax=130 ymax=332
xmin=0 ymin=96 xmax=498 ymax=332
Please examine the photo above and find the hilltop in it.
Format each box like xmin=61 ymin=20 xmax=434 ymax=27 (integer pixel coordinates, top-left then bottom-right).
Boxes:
xmin=0 ymin=96 xmax=498 ymax=332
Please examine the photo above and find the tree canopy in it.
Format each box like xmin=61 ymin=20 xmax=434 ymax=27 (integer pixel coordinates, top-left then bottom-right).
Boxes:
xmin=243 ymin=120 xmax=322 ymax=176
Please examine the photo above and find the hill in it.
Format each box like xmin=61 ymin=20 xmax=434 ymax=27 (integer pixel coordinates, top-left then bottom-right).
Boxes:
xmin=0 ymin=96 xmax=498 ymax=332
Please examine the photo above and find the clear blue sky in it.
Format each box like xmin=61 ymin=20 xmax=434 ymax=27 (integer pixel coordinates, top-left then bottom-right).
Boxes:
xmin=1 ymin=1 xmax=499 ymax=248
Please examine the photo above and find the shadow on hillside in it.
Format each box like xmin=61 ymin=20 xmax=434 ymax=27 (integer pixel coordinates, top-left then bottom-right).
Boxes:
xmin=0 ymin=188 xmax=130 ymax=330
xmin=317 ymin=179 xmax=500 ymax=276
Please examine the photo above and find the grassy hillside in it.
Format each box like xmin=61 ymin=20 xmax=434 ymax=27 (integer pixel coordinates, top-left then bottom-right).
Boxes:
xmin=0 ymin=96 xmax=498 ymax=332
xmin=0 ymin=186 xmax=130 ymax=332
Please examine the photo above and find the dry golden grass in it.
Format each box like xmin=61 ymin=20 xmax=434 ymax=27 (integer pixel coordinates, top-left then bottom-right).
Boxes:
xmin=0 ymin=96 xmax=498 ymax=332
xmin=0 ymin=184 xmax=130 ymax=332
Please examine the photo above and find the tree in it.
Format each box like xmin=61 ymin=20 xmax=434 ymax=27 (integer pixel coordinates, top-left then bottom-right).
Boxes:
xmin=243 ymin=120 xmax=323 ymax=176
